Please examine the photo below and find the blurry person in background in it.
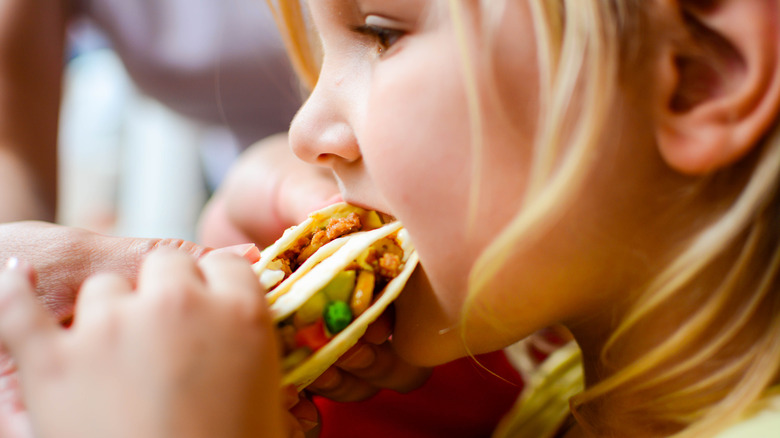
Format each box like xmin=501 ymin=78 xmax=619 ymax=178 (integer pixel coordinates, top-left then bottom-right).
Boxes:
xmin=1 ymin=0 xmax=339 ymax=243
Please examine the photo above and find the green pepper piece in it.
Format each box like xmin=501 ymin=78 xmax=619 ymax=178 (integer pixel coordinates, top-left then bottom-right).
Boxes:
xmin=323 ymin=301 xmax=353 ymax=334
xmin=321 ymin=270 xmax=356 ymax=302
xmin=294 ymin=291 xmax=328 ymax=326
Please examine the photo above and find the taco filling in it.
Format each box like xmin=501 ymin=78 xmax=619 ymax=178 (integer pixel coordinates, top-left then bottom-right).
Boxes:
xmin=278 ymin=234 xmax=406 ymax=372
xmin=259 ymin=208 xmax=386 ymax=290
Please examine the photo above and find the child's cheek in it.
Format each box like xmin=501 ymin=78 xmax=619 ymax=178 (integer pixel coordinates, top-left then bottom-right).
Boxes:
xmin=362 ymin=36 xmax=473 ymax=213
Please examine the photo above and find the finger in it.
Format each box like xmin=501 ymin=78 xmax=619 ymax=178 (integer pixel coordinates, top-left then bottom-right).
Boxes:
xmin=208 ymin=243 xmax=262 ymax=264
xmin=198 ymin=196 xmax=256 ymax=248
xmin=0 ymin=260 xmax=59 ymax=364
xmin=282 ymin=384 xmax=300 ymax=409
xmin=281 ymin=386 xmax=319 ymax=432
xmin=92 ymin=236 xmax=211 ymax=287
xmin=0 ymin=257 xmax=37 ymax=288
xmin=362 ymin=310 xmax=393 ymax=345
xmin=283 ymin=411 xmax=306 ymax=438
xmin=276 ymin=171 xmax=340 ymax=226
xmin=73 ymin=273 xmax=133 ymax=326
xmin=335 ymin=341 xmax=432 ymax=393
xmin=139 ymin=238 xmax=211 ymax=259
xmin=136 ymin=250 xmax=205 ymax=297
xmin=306 ymin=366 xmax=379 ymax=402
xmin=288 ymin=394 xmax=319 ymax=433
xmin=198 ymin=252 xmax=263 ymax=301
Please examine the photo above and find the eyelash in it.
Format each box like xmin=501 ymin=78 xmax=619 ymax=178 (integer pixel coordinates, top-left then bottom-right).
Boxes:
xmin=351 ymin=24 xmax=405 ymax=54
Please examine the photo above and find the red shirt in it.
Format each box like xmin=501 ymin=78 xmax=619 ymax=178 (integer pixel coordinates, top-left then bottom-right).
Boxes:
xmin=314 ymin=350 xmax=523 ymax=437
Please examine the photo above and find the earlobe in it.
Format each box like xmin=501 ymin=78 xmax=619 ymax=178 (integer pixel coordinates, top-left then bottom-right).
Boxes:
xmin=654 ymin=0 xmax=780 ymax=175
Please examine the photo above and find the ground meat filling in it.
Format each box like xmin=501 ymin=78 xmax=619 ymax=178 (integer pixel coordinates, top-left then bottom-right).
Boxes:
xmin=274 ymin=212 xmax=364 ymax=282
xmin=326 ymin=213 xmax=362 ymax=239
xmin=377 ymin=252 xmax=402 ymax=279
xmin=363 ymin=237 xmax=404 ymax=280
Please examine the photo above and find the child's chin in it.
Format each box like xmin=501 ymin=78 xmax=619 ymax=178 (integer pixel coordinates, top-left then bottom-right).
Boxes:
xmin=391 ymin=318 xmax=469 ymax=367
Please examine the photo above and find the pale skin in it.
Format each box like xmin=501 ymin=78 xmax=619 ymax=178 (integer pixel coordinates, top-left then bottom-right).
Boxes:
xmin=0 ymin=234 xmax=293 ymax=437
xmin=1 ymin=0 xmax=779 ymax=436
xmin=0 ymin=252 xmax=288 ymax=438
xmin=290 ymin=0 xmax=780 ymax=435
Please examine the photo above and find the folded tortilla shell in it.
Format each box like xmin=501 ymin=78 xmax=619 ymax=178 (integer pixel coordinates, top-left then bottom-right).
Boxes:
xmin=252 ymin=202 xmax=386 ymax=305
xmin=271 ymin=226 xmax=417 ymax=390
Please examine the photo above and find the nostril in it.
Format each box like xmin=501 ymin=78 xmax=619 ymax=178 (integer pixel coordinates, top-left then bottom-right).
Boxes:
xmin=313 ymin=153 xmax=332 ymax=166
xmin=288 ymin=85 xmax=360 ymax=165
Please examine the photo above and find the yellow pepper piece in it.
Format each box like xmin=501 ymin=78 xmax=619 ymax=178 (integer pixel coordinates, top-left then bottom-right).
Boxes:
xmin=350 ymin=270 xmax=375 ymax=317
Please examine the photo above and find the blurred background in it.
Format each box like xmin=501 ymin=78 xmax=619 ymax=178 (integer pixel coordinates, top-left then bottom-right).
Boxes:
xmin=57 ymin=2 xmax=301 ymax=242
xmin=58 ymin=20 xmax=209 ymax=241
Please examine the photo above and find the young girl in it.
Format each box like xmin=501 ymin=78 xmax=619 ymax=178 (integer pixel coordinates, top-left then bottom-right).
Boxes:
xmin=2 ymin=0 xmax=779 ymax=437
xmin=279 ymin=0 xmax=780 ymax=435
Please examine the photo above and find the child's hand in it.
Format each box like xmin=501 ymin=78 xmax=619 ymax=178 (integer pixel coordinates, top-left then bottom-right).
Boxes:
xmin=0 ymin=251 xmax=286 ymax=438
xmin=306 ymin=310 xmax=432 ymax=402
xmin=0 ymin=221 xmax=223 ymax=325
xmin=198 ymin=133 xmax=340 ymax=249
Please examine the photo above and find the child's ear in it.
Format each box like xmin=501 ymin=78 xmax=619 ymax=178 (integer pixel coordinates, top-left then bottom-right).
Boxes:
xmin=654 ymin=0 xmax=780 ymax=175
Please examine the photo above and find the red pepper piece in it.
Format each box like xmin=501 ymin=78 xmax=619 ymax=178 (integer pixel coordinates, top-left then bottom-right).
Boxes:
xmin=294 ymin=319 xmax=329 ymax=352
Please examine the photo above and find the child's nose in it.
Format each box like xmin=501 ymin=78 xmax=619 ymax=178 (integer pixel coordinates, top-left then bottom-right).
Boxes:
xmin=289 ymin=86 xmax=361 ymax=168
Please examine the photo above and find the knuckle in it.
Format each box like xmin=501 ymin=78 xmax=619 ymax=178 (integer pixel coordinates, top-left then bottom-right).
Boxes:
xmin=152 ymin=239 xmax=209 ymax=258
xmin=337 ymin=343 xmax=378 ymax=371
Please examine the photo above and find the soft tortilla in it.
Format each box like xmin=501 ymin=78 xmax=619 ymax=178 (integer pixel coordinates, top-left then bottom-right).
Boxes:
xmin=278 ymin=228 xmax=418 ymax=390
xmin=252 ymin=202 xmax=375 ymax=305
xmin=270 ymin=222 xmax=404 ymax=322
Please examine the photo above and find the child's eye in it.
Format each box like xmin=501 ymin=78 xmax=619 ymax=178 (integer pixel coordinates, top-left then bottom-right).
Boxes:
xmin=351 ymin=23 xmax=405 ymax=54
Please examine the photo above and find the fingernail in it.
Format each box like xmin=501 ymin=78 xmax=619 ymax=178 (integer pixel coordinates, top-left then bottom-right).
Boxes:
xmin=5 ymin=257 xmax=19 ymax=270
xmin=281 ymin=384 xmax=299 ymax=406
xmin=299 ymin=419 xmax=319 ymax=432
xmin=214 ymin=243 xmax=257 ymax=254
xmin=3 ymin=258 xmax=34 ymax=280
xmin=210 ymin=244 xmax=261 ymax=262
xmin=311 ymin=367 xmax=342 ymax=391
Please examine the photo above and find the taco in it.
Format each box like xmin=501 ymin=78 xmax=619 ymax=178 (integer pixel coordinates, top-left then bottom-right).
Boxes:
xmin=252 ymin=203 xmax=419 ymax=390
xmin=253 ymin=203 xmax=388 ymax=301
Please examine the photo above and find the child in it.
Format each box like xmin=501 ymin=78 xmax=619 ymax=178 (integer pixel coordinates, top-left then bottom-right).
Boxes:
xmin=264 ymin=0 xmax=780 ymax=435
xmin=2 ymin=0 xmax=780 ymax=436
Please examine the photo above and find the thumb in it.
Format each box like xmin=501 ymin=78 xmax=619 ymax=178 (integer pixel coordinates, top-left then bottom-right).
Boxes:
xmin=0 ymin=259 xmax=58 ymax=365
xmin=90 ymin=236 xmax=213 ymax=286
xmin=133 ymin=237 xmax=212 ymax=259
xmin=275 ymin=172 xmax=341 ymax=227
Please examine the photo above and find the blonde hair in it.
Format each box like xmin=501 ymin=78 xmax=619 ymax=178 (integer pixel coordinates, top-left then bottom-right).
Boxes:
xmin=266 ymin=0 xmax=780 ymax=436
